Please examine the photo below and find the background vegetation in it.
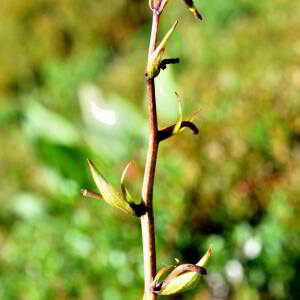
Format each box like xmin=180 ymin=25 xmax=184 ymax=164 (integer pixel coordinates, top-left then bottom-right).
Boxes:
xmin=1 ymin=0 xmax=300 ymax=299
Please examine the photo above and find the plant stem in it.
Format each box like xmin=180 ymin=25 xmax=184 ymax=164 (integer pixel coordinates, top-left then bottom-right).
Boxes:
xmin=141 ymin=12 xmax=160 ymax=300
xmin=148 ymin=13 xmax=160 ymax=57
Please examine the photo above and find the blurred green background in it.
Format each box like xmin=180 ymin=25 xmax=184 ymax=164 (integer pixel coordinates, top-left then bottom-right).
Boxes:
xmin=1 ymin=0 xmax=300 ymax=299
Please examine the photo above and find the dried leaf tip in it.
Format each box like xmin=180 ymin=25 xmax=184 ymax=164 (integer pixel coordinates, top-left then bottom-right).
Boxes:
xmin=80 ymin=188 xmax=102 ymax=200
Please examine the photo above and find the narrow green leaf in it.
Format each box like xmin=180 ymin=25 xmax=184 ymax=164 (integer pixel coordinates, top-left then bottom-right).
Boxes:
xmin=173 ymin=92 xmax=183 ymax=134
xmin=121 ymin=161 xmax=134 ymax=203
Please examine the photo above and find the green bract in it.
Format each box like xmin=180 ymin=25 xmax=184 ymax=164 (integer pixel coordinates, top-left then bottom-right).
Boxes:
xmin=87 ymin=159 xmax=136 ymax=216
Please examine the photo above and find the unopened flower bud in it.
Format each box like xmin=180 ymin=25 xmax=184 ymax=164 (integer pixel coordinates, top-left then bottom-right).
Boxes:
xmin=151 ymin=248 xmax=212 ymax=295
xmin=146 ymin=20 xmax=178 ymax=79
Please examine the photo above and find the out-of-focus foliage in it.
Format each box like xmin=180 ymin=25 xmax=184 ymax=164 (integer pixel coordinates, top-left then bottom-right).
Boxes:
xmin=1 ymin=0 xmax=300 ymax=299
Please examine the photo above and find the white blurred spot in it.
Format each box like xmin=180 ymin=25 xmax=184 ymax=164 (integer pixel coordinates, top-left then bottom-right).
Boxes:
xmin=91 ymin=101 xmax=116 ymax=126
xmin=78 ymin=83 xmax=116 ymax=126
xmin=225 ymin=259 xmax=244 ymax=284
xmin=12 ymin=193 xmax=44 ymax=220
xmin=243 ymin=237 xmax=262 ymax=259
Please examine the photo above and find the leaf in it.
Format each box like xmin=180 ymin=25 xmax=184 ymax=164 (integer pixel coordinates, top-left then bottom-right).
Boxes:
xmin=121 ymin=161 xmax=134 ymax=203
xmin=173 ymin=92 xmax=183 ymax=134
xmin=87 ymin=159 xmax=136 ymax=216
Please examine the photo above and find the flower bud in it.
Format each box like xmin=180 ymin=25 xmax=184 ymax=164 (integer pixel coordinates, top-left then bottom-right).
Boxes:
xmin=151 ymin=248 xmax=212 ymax=295
xmin=146 ymin=20 xmax=178 ymax=79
